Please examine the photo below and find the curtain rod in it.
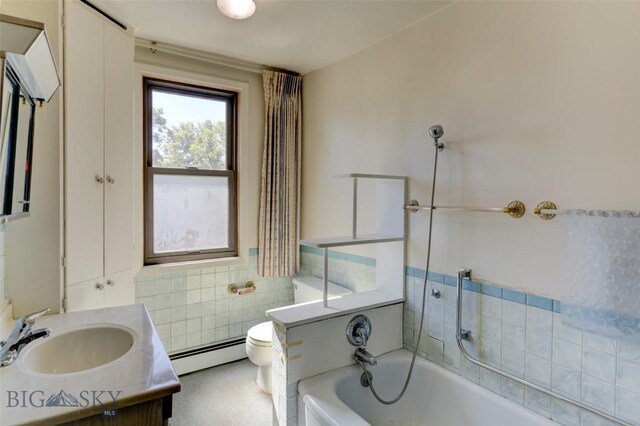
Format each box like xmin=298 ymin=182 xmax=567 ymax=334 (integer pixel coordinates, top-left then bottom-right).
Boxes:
xmin=135 ymin=39 xmax=300 ymax=77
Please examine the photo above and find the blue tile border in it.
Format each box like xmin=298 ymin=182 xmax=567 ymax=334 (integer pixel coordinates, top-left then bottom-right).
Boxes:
xmin=444 ymin=275 xmax=457 ymax=287
xmin=299 ymin=244 xmax=562 ymax=313
xmin=503 ymin=288 xmax=526 ymax=304
xmin=405 ymin=268 xmax=446 ymax=284
xmin=300 ymin=245 xmax=322 ymax=255
xmin=526 ymin=294 xmax=554 ymax=311
xmin=417 ymin=268 xmax=557 ymax=312
xmin=482 ymin=284 xmax=503 ymax=298
xmin=428 ymin=271 xmax=445 ymax=284
xmin=463 ymin=280 xmax=482 ymax=293
xmin=248 ymin=247 xmax=258 ymax=256
xmin=299 ymin=244 xmax=375 ymax=267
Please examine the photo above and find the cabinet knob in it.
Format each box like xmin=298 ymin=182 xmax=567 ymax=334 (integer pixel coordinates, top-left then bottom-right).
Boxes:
xmin=95 ymin=175 xmax=104 ymax=184
xmin=106 ymin=176 xmax=115 ymax=184
xmin=107 ymin=279 xmax=115 ymax=286
xmin=96 ymin=283 xmax=104 ymax=290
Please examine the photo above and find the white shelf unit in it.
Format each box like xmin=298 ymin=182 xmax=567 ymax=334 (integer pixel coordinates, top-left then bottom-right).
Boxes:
xmin=299 ymin=234 xmax=404 ymax=248
xmin=300 ymin=173 xmax=407 ymax=307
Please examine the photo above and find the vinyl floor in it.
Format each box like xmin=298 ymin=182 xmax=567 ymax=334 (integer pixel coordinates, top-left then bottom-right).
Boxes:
xmin=171 ymin=359 xmax=272 ymax=426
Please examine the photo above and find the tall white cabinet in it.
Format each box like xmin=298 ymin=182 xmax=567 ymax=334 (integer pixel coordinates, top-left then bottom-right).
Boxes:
xmin=64 ymin=0 xmax=134 ymax=312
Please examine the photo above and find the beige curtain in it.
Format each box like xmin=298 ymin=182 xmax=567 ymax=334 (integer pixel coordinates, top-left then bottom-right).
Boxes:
xmin=258 ymin=70 xmax=302 ymax=277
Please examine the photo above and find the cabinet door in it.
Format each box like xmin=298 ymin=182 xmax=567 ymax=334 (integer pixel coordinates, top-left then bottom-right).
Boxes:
xmin=103 ymin=23 xmax=134 ymax=276
xmin=64 ymin=0 xmax=105 ymax=285
xmin=66 ymin=278 xmax=105 ymax=312
xmin=104 ymin=269 xmax=134 ymax=308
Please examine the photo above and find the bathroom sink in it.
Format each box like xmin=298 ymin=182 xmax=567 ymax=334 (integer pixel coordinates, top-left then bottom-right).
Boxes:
xmin=21 ymin=326 xmax=134 ymax=374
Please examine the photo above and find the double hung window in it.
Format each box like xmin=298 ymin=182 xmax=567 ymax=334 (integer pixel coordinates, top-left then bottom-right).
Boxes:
xmin=144 ymin=78 xmax=237 ymax=264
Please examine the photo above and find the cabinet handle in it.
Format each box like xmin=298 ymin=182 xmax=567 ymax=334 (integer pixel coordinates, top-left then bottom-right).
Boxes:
xmin=107 ymin=279 xmax=115 ymax=286
xmin=96 ymin=283 xmax=104 ymax=290
xmin=106 ymin=175 xmax=115 ymax=184
xmin=96 ymin=175 xmax=104 ymax=184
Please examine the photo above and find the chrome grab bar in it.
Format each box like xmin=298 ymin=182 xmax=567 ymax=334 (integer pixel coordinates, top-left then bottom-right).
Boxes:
xmin=455 ymin=268 xmax=633 ymax=426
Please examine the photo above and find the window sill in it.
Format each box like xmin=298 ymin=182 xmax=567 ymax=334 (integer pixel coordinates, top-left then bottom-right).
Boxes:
xmin=137 ymin=255 xmax=248 ymax=278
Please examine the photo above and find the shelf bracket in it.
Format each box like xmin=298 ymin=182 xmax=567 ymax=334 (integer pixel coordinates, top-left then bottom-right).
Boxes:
xmin=352 ymin=178 xmax=358 ymax=239
xmin=322 ymin=248 xmax=329 ymax=308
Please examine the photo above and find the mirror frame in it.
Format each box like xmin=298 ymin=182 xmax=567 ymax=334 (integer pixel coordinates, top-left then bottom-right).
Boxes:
xmin=0 ymin=62 xmax=35 ymax=220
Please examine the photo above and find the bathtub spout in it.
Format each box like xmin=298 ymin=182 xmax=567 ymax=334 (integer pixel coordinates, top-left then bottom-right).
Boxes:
xmin=354 ymin=347 xmax=377 ymax=366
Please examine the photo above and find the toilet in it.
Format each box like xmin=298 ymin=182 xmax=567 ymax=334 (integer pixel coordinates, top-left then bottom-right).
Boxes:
xmin=245 ymin=276 xmax=353 ymax=393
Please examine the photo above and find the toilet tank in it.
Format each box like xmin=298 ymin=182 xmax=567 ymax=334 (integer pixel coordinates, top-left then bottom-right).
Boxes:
xmin=293 ymin=276 xmax=353 ymax=304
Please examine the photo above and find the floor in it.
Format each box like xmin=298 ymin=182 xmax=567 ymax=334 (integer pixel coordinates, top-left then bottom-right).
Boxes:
xmin=171 ymin=359 xmax=273 ymax=425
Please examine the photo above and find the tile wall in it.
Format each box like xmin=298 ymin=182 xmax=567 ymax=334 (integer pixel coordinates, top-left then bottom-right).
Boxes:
xmin=136 ymin=243 xmax=640 ymax=426
xmin=135 ymin=249 xmax=294 ymax=354
xmin=298 ymin=246 xmax=377 ymax=293
xmin=294 ymin=246 xmax=640 ymax=426
xmin=403 ymin=267 xmax=640 ymax=426
xmin=134 ymin=246 xmax=378 ymax=355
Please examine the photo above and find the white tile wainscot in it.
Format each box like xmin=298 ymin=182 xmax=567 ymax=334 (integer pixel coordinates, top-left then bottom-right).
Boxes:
xmin=403 ymin=268 xmax=640 ymax=426
xmin=268 ymin=298 xmax=403 ymax=425
xmin=135 ymin=250 xmax=295 ymax=355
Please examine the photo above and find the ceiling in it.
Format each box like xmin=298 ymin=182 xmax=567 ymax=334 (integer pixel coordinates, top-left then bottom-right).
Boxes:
xmin=96 ymin=0 xmax=450 ymax=75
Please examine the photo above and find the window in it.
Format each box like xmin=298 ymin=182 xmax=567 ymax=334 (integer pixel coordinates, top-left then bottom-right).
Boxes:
xmin=144 ymin=78 xmax=237 ymax=264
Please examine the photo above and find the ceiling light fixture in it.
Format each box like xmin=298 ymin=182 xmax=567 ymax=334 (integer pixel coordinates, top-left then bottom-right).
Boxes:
xmin=217 ymin=0 xmax=256 ymax=20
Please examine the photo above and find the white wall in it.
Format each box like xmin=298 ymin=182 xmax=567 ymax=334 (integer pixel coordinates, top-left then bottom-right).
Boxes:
xmin=0 ymin=0 xmax=62 ymax=316
xmin=302 ymin=1 xmax=640 ymax=299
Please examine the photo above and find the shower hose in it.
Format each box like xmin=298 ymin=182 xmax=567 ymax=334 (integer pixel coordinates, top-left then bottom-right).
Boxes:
xmin=356 ymin=138 xmax=440 ymax=405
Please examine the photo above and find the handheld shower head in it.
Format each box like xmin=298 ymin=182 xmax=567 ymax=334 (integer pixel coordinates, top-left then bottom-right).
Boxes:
xmin=429 ymin=125 xmax=444 ymax=151
xmin=429 ymin=125 xmax=444 ymax=140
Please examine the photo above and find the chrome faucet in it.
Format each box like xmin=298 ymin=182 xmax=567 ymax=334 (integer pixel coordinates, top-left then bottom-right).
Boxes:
xmin=353 ymin=347 xmax=377 ymax=366
xmin=357 ymin=327 xmax=369 ymax=347
xmin=346 ymin=314 xmax=372 ymax=347
xmin=347 ymin=315 xmax=377 ymax=366
xmin=0 ymin=308 xmax=51 ymax=367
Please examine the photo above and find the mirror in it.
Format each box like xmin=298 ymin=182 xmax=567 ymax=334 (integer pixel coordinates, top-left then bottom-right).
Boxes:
xmin=0 ymin=70 xmax=13 ymax=214
xmin=0 ymin=14 xmax=60 ymax=221
xmin=0 ymin=64 xmax=35 ymax=219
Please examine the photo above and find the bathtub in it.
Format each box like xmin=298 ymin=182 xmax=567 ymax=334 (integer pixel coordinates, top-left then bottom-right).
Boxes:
xmin=298 ymin=349 xmax=557 ymax=426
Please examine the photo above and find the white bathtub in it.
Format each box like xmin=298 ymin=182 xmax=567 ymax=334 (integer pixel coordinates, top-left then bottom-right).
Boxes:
xmin=298 ymin=349 xmax=558 ymax=426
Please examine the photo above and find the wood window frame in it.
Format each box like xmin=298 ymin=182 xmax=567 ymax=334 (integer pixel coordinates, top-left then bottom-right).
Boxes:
xmin=143 ymin=77 xmax=238 ymax=265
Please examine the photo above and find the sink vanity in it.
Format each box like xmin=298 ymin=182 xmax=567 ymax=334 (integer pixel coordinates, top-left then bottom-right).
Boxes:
xmin=0 ymin=305 xmax=180 ymax=425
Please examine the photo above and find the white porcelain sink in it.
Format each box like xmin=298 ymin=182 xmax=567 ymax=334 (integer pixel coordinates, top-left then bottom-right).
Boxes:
xmin=21 ymin=326 xmax=134 ymax=374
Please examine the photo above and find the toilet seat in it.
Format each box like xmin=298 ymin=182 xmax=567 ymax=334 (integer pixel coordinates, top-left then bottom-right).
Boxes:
xmin=247 ymin=336 xmax=272 ymax=348
xmin=247 ymin=321 xmax=272 ymax=347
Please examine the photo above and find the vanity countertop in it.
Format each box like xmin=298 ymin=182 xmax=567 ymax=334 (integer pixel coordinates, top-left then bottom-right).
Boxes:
xmin=0 ymin=304 xmax=180 ymax=426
